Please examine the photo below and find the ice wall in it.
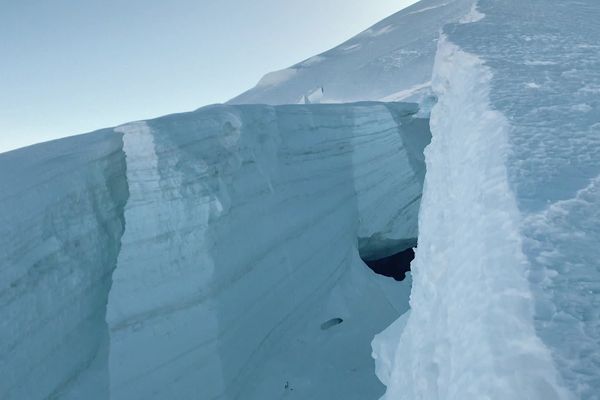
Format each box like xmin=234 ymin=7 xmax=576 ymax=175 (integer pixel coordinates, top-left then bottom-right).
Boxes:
xmin=0 ymin=101 xmax=428 ymax=399
xmin=379 ymin=1 xmax=600 ymax=399
xmin=106 ymin=102 xmax=427 ymax=399
xmin=0 ymin=132 xmax=128 ymax=399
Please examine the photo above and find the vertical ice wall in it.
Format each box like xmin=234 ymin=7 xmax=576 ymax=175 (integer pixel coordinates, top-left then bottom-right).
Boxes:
xmin=0 ymin=132 xmax=128 ymax=399
xmin=379 ymin=1 xmax=600 ymax=399
xmin=105 ymin=102 xmax=428 ymax=399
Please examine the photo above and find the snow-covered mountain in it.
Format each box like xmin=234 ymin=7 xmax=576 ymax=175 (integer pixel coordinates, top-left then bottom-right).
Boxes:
xmin=2 ymin=0 xmax=599 ymax=399
xmin=230 ymin=0 xmax=475 ymax=106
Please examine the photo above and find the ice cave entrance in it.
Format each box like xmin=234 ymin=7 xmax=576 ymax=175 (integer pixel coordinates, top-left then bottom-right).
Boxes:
xmin=362 ymin=246 xmax=415 ymax=281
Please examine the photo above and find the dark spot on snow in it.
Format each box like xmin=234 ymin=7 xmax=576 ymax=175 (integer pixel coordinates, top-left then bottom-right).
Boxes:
xmin=320 ymin=317 xmax=343 ymax=330
xmin=362 ymin=247 xmax=415 ymax=281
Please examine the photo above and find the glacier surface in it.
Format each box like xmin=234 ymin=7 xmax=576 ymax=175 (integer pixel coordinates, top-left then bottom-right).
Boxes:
xmin=378 ymin=1 xmax=600 ymax=399
xmin=0 ymin=102 xmax=428 ymax=399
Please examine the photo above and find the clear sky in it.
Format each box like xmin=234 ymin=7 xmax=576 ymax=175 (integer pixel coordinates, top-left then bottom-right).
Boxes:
xmin=0 ymin=0 xmax=419 ymax=153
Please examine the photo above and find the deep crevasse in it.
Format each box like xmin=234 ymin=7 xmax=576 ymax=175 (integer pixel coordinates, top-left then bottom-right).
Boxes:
xmin=0 ymin=101 xmax=429 ymax=399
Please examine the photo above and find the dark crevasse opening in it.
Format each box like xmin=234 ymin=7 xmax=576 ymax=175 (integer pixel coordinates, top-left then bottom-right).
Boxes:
xmin=362 ymin=247 xmax=415 ymax=281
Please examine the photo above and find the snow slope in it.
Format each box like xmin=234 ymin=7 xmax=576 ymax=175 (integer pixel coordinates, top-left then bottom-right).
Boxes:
xmin=379 ymin=1 xmax=600 ymax=399
xmin=106 ymin=102 xmax=426 ymax=400
xmin=0 ymin=101 xmax=428 ymax=399
xmin=229 ymin=0 xmax=475 ymax=106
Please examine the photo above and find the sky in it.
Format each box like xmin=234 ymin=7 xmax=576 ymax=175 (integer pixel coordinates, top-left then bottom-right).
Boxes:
xmin=0 ymin=0 xmax=419 ymax=153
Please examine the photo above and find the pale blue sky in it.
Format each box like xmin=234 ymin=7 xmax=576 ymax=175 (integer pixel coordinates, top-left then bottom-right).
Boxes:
xmin=0 ymin=0 xmax=417 ymax=152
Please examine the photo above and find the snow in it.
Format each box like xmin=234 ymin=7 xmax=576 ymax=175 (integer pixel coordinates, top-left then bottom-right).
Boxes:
xmin=255 ymin=68 xmax=297 ymax=88
xmin=371 ymin=296 xmax=411 ymax=387
xmin=407 ymin=4 xmax=450 ymax=16
xmin=446 ymin=1 xmax=600 ymax=395
xmin=379 ymin=81 xmax=432 ymax=102
xmin=0 ymin=101 xmax=429 ymax=399
xmin=458 ymin=3 xmax=484 ymax=23
xmin=300 ymin=55 xmax=325 ymax=67
xmin=298 ymin=87 xmax=325 ymax=104
xmin=361 ymin=25 xmax=396 ymax=37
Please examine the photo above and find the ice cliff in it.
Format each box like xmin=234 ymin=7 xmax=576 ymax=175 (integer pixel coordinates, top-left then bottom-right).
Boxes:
xmin=0 ymin=102 xmax=428 ymax=399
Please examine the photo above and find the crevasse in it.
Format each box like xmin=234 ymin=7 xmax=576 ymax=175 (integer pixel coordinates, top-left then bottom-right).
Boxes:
xmin=0 ymin=102 xmax=429 ymax=400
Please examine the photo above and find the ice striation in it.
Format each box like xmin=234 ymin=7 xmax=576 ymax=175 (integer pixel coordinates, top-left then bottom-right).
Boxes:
xmin=378 ymin=1 xmax=600 ymax=399
xmin=0 ymin=102 xmax=428 ymax=399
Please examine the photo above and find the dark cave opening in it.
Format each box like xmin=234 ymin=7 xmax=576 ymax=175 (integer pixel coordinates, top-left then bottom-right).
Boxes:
xmin=362 ymin=247 xmax=415 ymax=281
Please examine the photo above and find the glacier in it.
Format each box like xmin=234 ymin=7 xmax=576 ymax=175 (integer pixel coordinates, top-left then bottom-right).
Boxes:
xmin=0 ymin=131 xmax=128 ymax=399
xmin=2 ymin=0 xmax=600 ymax=398
xmin=0 ymin=102 xmax=428 ymax=399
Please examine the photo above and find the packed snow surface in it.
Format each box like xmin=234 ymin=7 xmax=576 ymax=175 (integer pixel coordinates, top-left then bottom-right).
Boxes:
xmin=378 ymin=1 xmax=600 ymax=399
xmin=0 ymin=102 xmax=428 ymax=399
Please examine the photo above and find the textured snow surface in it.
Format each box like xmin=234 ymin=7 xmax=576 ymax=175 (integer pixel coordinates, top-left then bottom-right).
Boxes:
xmin=379 ymin=1 xmax=600 ymax=399
xmin=0 ymin=102 xmax=428 ymax=399
xmin=229 ymin=0 xmax=475 ymax=105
